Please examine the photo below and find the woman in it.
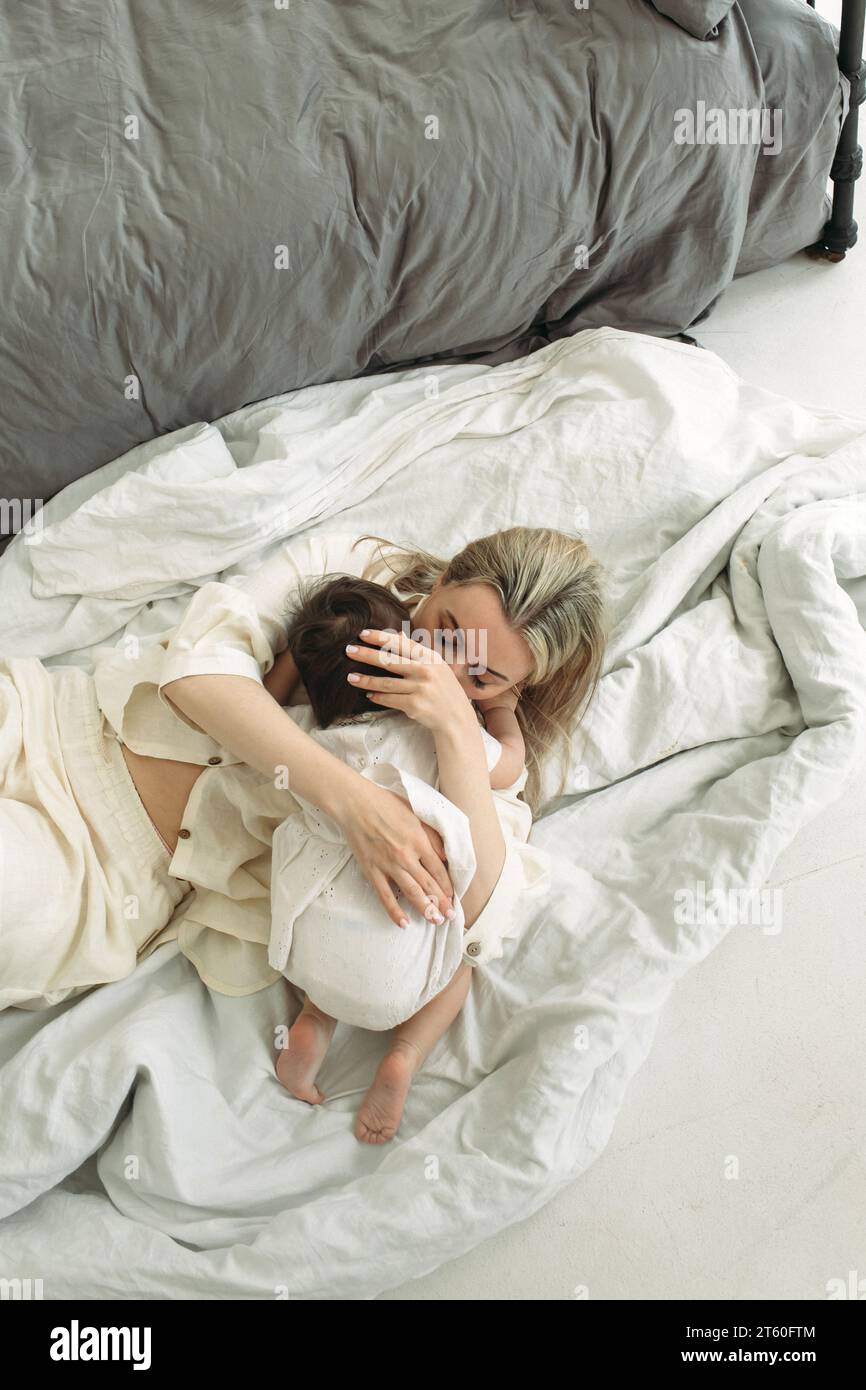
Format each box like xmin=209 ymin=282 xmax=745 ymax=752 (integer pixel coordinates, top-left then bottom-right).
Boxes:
xmin=0 ymin=528 xmax=608 ymax=1045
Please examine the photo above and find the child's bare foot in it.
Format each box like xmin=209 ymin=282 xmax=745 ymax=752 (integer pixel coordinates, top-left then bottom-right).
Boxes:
xmin=275 ymin=1005 xmax=336 ymax=1105
xmin=355 ymin=1038 xmax=423 ymax=1144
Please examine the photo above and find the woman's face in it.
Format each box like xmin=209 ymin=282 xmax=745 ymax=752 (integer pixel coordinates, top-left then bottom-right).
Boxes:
xmin=411 ymin=578 xmax=534 ymax=702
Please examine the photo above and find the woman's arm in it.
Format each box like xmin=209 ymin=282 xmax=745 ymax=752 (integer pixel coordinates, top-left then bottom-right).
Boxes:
xmin=345 ymin=630 xmax=511 ymax=924
xmin=145 ymin=533 xmax=456 ymax=925
xmin=432 ymin=711 xmax=506 ymax=925
xmin=162 ymin=673 xmax=455 ymax=925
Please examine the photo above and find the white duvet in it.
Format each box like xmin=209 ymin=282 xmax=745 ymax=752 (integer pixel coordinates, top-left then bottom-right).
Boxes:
xmin=0 ymin=327 xmax=864 ymax=1299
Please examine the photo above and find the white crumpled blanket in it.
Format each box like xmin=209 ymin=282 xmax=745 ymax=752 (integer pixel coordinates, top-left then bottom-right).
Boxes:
xmin=0 ymin=327 xmax=864 ymax=1298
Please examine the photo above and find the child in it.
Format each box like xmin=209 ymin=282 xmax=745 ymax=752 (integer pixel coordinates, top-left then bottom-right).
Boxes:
xmin=268 ymin=573 xmax=543 ymax=1142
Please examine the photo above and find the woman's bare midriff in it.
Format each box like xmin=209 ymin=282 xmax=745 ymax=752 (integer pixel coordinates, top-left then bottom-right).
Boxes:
xmin=120 ymin=745 xmax=205 ymax=854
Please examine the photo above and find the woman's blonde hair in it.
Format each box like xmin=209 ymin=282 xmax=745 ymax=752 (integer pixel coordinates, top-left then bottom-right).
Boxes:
xmin=357 ymin=527 xmax=610 ymax=815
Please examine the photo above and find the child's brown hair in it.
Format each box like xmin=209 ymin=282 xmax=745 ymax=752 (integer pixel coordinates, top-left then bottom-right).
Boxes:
xmin=285 ymin=574 xmax=413 ymax=728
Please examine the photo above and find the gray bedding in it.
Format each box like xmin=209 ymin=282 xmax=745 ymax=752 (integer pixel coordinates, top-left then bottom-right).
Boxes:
xmin=0 ymin=0 xmax=847 ymax=529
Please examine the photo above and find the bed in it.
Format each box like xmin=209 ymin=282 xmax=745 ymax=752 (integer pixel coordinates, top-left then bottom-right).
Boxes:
xmin=0 ymin=327 xmax=864 ymax=1297
xmin=0 ymin=0 xmax=863 ymax=539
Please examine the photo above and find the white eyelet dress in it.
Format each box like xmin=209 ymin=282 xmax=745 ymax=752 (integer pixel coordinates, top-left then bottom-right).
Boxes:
xmin=269 ymin=706 xmax=522 ymax=1031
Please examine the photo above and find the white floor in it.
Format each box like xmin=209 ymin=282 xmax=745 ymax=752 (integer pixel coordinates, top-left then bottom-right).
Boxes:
xmin=382 ymin=224 xmax=866 ymax=1298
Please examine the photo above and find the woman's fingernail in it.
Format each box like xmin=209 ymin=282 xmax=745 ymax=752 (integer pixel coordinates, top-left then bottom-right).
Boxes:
xmin=359 ymin=629 xmax=372 ymax=636
xmin=345 ymin=644 xmax=358 ymax=654
xmin=399 ymin=916 xmax=410 ymax=929
xmin=347 ymin=673 xmax=361 ymax=682
xmin=445 ymin=908 xmax=456 ymax=920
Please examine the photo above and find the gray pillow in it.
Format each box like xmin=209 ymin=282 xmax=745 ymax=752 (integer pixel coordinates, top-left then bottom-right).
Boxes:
xmin=648 ymin=1 xmax=736 ymax=40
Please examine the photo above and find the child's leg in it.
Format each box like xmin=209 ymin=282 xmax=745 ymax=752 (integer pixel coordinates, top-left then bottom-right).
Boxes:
xmin=392 ymin=960 xmax=473 ymax=1070
xmin=355 ymin=961 xmax=473 ymax=1144
xmin=275 ymin=992 xmax=338 ymax=1106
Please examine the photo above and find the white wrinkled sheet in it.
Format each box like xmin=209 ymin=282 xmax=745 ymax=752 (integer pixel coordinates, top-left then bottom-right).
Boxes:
xmin=0 ymin=327 xmax=864 ymax=1298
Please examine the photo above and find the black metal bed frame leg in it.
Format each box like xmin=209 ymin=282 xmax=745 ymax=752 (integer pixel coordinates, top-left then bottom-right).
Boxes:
xmin=808 ymin=0 xmax=866 ymax=261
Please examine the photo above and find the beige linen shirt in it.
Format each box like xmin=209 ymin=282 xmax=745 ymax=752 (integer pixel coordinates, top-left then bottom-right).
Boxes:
xmin=90 ymin=532 xmax=549 ymax=996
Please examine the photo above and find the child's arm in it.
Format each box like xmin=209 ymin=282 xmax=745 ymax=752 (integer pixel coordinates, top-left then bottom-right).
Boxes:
xmin=262 ymin=647 xmax=301 ymax=704
xmin=474 ymin=690 xmax=526 ymax=789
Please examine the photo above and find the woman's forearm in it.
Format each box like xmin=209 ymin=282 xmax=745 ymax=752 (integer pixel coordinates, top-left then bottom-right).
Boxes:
xmin=162 ymin=674 xmax=356 ymax=816
xmin=434 ymin=713 xmax=506 ymax=924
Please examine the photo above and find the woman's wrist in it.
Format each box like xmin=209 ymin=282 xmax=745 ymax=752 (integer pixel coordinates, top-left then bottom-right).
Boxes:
xmin=302 ymin=753 xmax=360 ymax=820
xmin=432 ymin=700 xmax=485 ymax=753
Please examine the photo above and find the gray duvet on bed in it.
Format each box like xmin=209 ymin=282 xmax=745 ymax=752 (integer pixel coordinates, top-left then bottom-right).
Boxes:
xmin=0 ymin=0 xmax=847 ymax=524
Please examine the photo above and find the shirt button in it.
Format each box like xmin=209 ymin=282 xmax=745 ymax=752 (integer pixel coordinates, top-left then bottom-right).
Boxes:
xmin=177 ymin=828 xmax=191 ymax=840
xmin=208 ymin=756 xmax=222 ymax=765
xmin=465 ymin=941 xmax=481 ymax=958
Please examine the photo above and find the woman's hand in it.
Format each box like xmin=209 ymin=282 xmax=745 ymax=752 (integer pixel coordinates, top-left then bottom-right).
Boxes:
xmin=345 ymin=628 xmax=475 ymax=735
xmin=163 ymin=672 xmax=455 ymax=928
xmin=337 ymin=778 xmax=456 ymax=929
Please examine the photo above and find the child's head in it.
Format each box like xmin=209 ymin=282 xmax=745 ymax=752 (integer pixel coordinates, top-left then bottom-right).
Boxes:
xmin=285 ymin=575 xmax=413 ymax=728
